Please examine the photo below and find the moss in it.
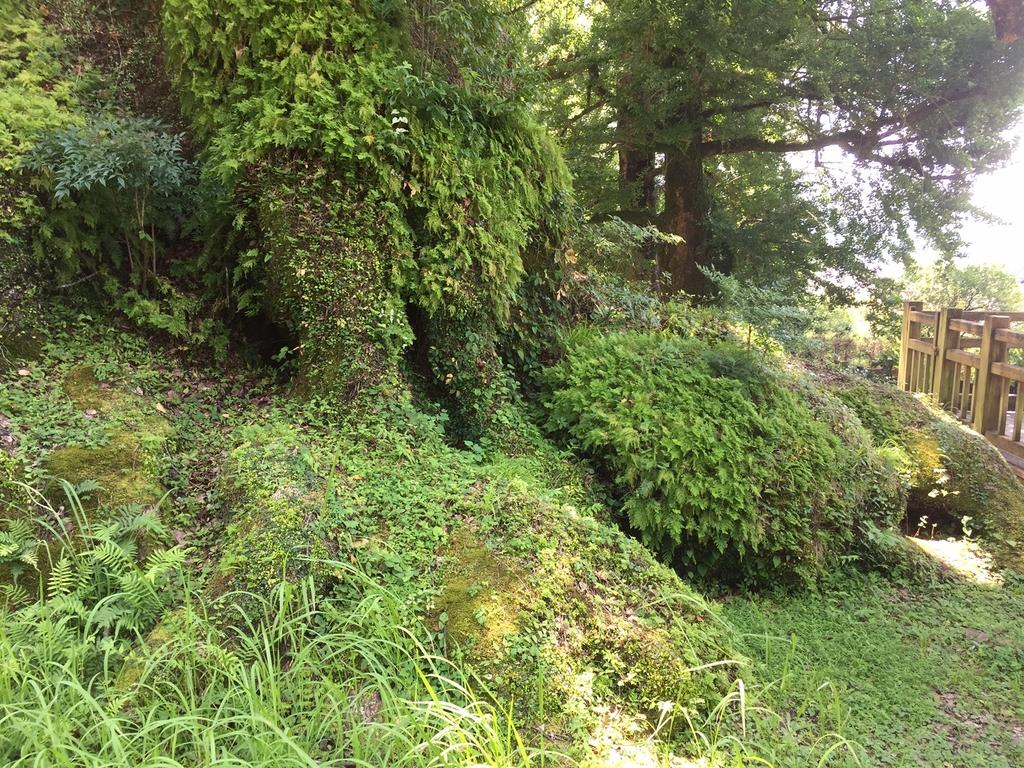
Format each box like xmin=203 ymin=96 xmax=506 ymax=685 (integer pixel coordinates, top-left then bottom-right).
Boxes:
xmin=207 ymin=411 xmax=738 ymax=745
xmin=585 ymin=615 xmax=704 ymax=707
xmin=435 ymin=484 xmax=737 ymax=734
xmin=213 ymin=422 xmax=330 ymax=596
xmin=0 ymin=325 xmax=43 ymax=372
xmin=60 ymin=366 xmax=171 ymax=436
xmin=435 ymin=530 xmax=533 ymax=658
xmin=822 ymin=372 xmax=1024 ymax=572
xmin=63 ymin=365 xmax=120 ymax=413
xmin=252 ymin=156 xmax=410 ymax=402
xmin=43 ymin=431 xmax=165 ymax=510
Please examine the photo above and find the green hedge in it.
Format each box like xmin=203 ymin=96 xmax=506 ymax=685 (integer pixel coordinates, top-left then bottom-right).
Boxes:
xmin=544 ymin=330 xmax=905 ymax=586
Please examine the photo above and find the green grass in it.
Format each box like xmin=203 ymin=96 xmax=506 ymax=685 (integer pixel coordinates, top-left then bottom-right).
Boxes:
xmin=1 ymin=565 xmax=562 ymax=766
xmin=723 ymin=571 xmax=1024 ymax=767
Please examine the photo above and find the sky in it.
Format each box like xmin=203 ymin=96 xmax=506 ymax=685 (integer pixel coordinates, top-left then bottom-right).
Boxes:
xmin=954 ymin=123 xmax=1024 ymax=280
xmin=796 ymin=122 xmax=1024 ymax=283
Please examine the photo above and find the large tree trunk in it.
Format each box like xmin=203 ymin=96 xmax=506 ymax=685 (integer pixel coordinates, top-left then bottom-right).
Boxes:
xmin=662 ymin=141 xmax=711 ymax=297
xmin=618 ymin=144 xmax=660 ymax=285
xmin=618 ymin=147 xmax=658 ymax=212
xmin=250 ymin=153 xmax=407 ymax=400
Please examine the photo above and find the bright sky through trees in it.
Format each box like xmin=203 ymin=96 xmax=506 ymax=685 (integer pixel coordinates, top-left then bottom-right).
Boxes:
xmin=957 ymin=122 xmax=1024 ymax=279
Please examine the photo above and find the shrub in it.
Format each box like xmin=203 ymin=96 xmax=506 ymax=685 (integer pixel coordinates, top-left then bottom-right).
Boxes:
xmin=822 ymin=371 xmax=1024 ymax=571
xmin=22 ymin=115 xmax=194 ymax=290
xmin=544 ymin=330 xmax=904 ymax=586
xmin=0 ymin=4 xmax=82 ymax=343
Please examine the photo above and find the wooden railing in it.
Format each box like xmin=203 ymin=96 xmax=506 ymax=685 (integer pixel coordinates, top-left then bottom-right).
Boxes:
xmin=898 ymin=302 xmax=1024 ymax=475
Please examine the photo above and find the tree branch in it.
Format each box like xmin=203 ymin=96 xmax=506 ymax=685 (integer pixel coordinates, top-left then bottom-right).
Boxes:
xmin=700 ymin=129 xmax=865 ymax=157
xmin=699 ymin=98 xmax=780 ymax=119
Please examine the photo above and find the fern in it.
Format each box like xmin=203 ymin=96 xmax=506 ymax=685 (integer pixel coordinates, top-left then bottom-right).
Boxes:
xmin=48 ymin=555 xmax=78 ymax=599
xmin=3 ymin=481 xmax=185 ymax=647
xmin=0 ymin=518 xmax=42 ymax=583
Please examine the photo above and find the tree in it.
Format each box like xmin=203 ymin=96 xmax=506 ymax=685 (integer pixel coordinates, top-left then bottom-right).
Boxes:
xmin=533 ymin=0 xmax=1024 ymax=296
xmin=163 ymin=0 xmax=569 ymax=437
xmin=907 ymin=260 xmax=1024 ymax=311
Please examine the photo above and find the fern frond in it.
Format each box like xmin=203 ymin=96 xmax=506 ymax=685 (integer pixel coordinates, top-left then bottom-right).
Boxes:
xmin=0 ymin=583 xmax=30 ymax=609
xmin=144 ymin=548 xmax=186 ymax=583
xmin=89 ymin=540 xmax=133 ymax=575
xmin=48 ymin=555 xmax=78 ymax=599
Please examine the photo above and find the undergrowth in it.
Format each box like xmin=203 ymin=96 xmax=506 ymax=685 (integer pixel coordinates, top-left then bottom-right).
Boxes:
xmin=0 ymin=484 xmax=563 ymax=767
xmin=544 ymin=328 xmax=905 ymax=587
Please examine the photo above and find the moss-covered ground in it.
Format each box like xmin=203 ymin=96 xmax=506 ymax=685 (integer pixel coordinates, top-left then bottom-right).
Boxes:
xmin=0 ymin=306 xmax=737 ymax=761
xmin=3 ymin=305 xmax=1024 ymax=765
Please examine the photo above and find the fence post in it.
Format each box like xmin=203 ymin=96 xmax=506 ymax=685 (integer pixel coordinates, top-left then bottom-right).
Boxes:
xmin=898 ymin=301 xmax=923 ymax=391
xmin=973 ymin=314 xmax=1011 ymax=436
xmin=932 ymin=307 xmax=961 ymax=406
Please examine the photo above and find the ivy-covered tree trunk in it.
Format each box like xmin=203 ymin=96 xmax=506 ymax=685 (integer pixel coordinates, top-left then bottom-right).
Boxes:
xmin=662 ymin=139 xmax=711 ymax=297
xmin=250 ymin=154 xmax=409 ymax=400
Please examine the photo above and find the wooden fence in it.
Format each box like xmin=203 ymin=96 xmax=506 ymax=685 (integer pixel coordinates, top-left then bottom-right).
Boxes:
xmin=898 ymin=302 xmax=1024 ymax=475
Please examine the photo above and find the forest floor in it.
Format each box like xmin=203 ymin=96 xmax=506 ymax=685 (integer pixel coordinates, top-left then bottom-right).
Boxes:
xmin=4 ymin=310 xmax=1024 ymax=767
xmin=725 ymin=567 xmax=1024 ymax=767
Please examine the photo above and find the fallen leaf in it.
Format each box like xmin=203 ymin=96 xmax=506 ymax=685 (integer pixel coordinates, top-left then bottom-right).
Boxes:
xmin=17 ymin=369 xmax=30 ymax=377
xmin=155 ymin=403 xmax=168 ymax=414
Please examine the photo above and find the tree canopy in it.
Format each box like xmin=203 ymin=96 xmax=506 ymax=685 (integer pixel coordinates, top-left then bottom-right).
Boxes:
xmin=907 ymin=260 xmax=1024 ymax=311
xmin=532 ymin=0 xmax=1024 ymax=297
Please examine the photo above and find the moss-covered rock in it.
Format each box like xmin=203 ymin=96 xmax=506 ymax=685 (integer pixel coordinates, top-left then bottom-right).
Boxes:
xmin=38 ymin=365 xmax=171 ymax=510
xmin=435 ymin=530 xmax=533 ymax=658
xmin=213 ymin=421 xmax=331 ymax=595
xmin=819 ymin=371 xmax=1024 ymax=572
xmin=43 ymin=431 xmax=165 ymax=510
xmin=213 ymin=410 xmax=737 ymax=744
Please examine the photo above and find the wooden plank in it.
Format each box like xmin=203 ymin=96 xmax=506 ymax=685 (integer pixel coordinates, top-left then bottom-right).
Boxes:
xmin=950 ymin=318 xmax=985 ymax=334
xmin=946 ymin=348 xmax=981 ymax=368
xmin=974 ymin=315 xmax=1010 ymax=434
xmin=934 ymin=308 xmax=962 ymax=406
xmin=962 ymin=311 xmax=1024 ymax=321
xmin=908 ymin=310 xmax=938 ymax=325
xmin=898 ymin=302 xmax=922 ymax=391
xmin=999 ymin=378 xmax=1011 ymax=435
xmin=991 ymin=361 xmax=1024 ymax=383
xmin=908 ymin=338 xmax=936 ymax=355
xmin=995 ymin=327 xmax=1024 ymax=347
xmin=960 ymin=366 xmax=971 ymax=420
xmin=986 ymin=432 xmax=1024 ymax=460
xmin=951 ymin=362 xmax=962 ymax=413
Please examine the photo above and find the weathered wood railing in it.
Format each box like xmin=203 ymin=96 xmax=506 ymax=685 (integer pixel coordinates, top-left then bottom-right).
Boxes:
xmin=898 ymin=302 xmax=1024 ymax=474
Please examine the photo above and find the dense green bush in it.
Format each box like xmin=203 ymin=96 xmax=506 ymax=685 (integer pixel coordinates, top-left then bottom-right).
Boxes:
xmin=23 ymin=116 xmax=194 ymax=287
xmin=823 ymin=371 xmax=1024 ymax=571
xmin=544 ymin=330 xmax=905 ymax=586
xmin=20 ymin=115 xmax=214 ymax=340
xmin=0 ymin=3 xmax=82 ymax=342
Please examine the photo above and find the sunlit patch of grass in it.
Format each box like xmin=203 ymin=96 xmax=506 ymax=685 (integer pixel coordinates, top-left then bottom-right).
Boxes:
xmin=722 ymin=572 xmax=1024 ymax=767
